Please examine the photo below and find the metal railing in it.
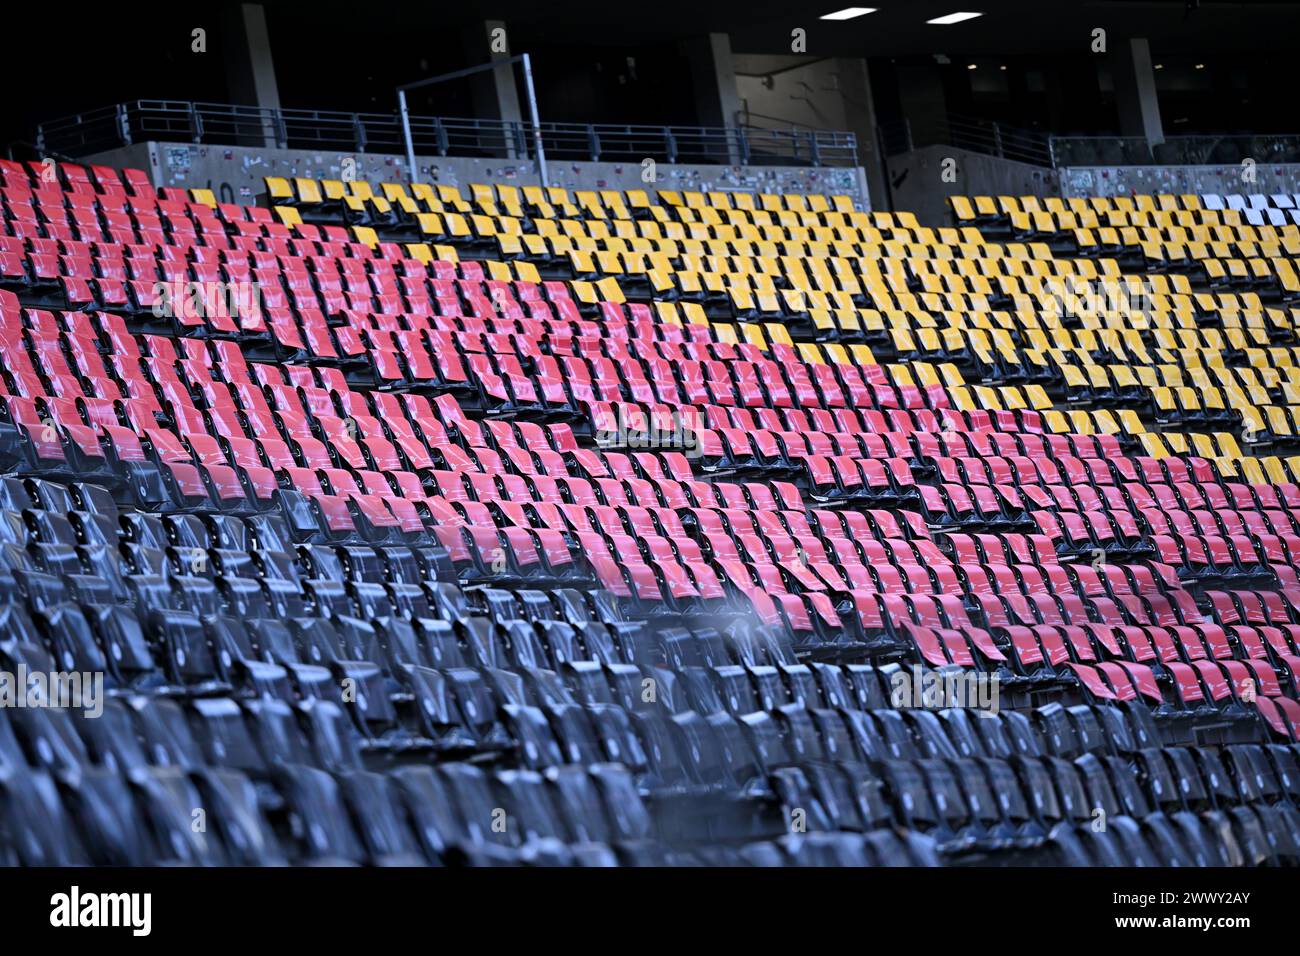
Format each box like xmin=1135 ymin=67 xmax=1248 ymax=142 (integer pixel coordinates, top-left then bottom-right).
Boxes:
xmin=34 ymin=100 xmax=859 ymax=168
xmin=878 ymin=113 xmax=1053 ymax=167
xmin=1048 ymin=133 xmax=1300 ymax=168
xmin=734 ymin=107 xmax=859 ymax=167
xmin=877 ymin=110 xmax=1300 ymax=171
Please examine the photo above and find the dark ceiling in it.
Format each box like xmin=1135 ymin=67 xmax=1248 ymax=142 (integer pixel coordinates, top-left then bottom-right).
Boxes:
xmin=362 ymin=0 xmax=1300 ymax=55
xmin=6 ymin=0 xmax=1298 ymax=149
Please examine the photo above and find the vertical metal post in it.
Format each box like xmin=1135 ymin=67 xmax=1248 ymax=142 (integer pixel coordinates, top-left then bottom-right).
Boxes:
xmin=521 ymin=53 xmax=547 ymax=187
xmin=398 ymin=89 xmax=419 ymax=185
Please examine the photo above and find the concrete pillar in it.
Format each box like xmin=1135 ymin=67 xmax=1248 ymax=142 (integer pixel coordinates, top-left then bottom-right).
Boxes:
xmin=462 ymin=20 xmax=524 ymax=158
xmin=223 ymin=3 xmax=281 ymax=147
xmin=834 ymin=57 xmax=885 ymax=211
xmin=1112 ymin=37 xmax=1163 ymax=147
xmin=1044 ymin=65 xmax=1068 ymax=133
xmin=895 ymin=61 xmax=949 ymax=148
xmin=688 ymin=33 xmax=743 ymax=128
xmin=686 ymin=33 xmax=743 ymax=162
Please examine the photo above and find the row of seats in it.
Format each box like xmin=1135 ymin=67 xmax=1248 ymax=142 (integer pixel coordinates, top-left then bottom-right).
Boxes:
xmin=951 ymin=193 xmax=1300 ymax=296
xmin=1 ymin=154 xmax=1298 ymax=865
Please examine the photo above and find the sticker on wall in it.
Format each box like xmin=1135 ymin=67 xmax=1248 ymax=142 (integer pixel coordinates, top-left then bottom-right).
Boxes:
xmin=165 ymin=147 xmax=192 ymax=171
xmin=1065 ymin=169 xmax=1095 ymax=193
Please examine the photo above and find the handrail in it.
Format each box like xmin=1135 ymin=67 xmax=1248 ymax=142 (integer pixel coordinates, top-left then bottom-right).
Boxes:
xmin=874 ymin=111 xmax=1300 ymax=170
xmin=1047 ymin=132 xmax=1300 ymax=167
xmin=736 ymin=106 xmax=825 ymax=133
xmin=34 ymin=100 xmax=859 ymax=168
xmin=878 ymin=112 xmax=1052 ymax=167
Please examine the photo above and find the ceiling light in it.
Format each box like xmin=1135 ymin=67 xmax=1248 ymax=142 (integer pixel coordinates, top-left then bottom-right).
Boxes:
xmin=1154 ymin=64 xmax=1164 ymax=70
xmin=820 ymin=7 xmax=877 ymax=20
xmin=967 ymin=63 xmax=977 ymax=70
xmin=1194 ymin=63 xmax=1205 ymax=69
xmin=999 ymin=64 xmax=1007 ymax=71
xmin=927 ymin=11 xmax=983 ymax=25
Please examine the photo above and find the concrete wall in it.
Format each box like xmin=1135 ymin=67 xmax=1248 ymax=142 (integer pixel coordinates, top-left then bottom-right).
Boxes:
xmin=884 ymin=148 xmax=1300 ymax=227
xmin=735 ymin=56 xmax=852 ymax=131
xmin=734 ymin=55 xmax=886 ymax=212
xmin=101 ymin=140 xmax=1299 ymax=227
xmin=85 ymin=141 xmax=871 ymax=210
xmin=1059 ymin=163 xmax=1300 ymax=198
xmin=885 ymin=145 xmax=1060 ymax=227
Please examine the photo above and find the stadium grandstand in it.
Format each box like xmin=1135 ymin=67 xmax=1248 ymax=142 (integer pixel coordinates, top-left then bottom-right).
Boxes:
xmin=1 ymin=0 xmax=1299 ymax=901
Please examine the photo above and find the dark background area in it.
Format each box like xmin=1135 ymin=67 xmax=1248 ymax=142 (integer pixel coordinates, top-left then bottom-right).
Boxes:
xmin=7 ymin=0 xmax=1300 ymax=152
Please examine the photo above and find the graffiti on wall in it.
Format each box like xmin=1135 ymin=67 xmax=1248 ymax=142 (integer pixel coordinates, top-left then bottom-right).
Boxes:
xmin=145 ymin=141 xmax=869 ymax=209
xmin=1060 ymin=163 xmax=1300 ymax=198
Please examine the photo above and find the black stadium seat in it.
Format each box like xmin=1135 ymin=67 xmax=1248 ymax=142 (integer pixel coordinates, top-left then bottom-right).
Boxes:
xmin=0 ymin=154 xmax=1297 ymax=868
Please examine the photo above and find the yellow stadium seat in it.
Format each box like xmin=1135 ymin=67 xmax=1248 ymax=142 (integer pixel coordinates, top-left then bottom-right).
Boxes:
xmin=264 ymin=177 xmax=293 ymax=202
